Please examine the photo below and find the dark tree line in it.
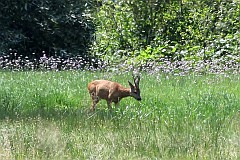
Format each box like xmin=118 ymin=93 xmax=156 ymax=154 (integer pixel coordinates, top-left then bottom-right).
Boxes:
xmin=0 ymin=0 xmax=96 ymax=62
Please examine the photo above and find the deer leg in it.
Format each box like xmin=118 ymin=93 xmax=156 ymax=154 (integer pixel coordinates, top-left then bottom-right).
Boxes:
xmin=90 ymin=99 xmax=99 ymax=111
xmin=90 ymin=92 xmax=99 ymax=111
xmin=114 ymin=102 xmax=119 ymax=108
xmin=107 ymin=101 xmax=112 ymax=110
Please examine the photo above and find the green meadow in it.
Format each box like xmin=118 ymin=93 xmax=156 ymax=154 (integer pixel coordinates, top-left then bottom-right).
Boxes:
xmin=0 ymin=71 xmax=239 ymax=159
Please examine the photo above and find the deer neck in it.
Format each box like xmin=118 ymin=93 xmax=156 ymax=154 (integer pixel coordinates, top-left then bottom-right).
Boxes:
xmin=119 ymin=87 xmax=131 ymax=98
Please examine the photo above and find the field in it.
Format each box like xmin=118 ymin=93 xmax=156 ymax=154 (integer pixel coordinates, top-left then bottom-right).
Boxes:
xmin=0 ymin=71 xmax=239 ymax=159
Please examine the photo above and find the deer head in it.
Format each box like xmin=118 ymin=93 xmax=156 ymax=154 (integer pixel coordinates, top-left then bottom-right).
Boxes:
xmin=128 ymin=75 xmax=141 ymax=101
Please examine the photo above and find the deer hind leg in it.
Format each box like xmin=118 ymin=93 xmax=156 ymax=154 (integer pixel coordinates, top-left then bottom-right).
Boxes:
xmin=107 ymin=101 xmax=112 ymax=110
xmin=90 ymin=92 xmax=99 ymax=111
xmin=114 ymin=102 xmax=119 ymax=108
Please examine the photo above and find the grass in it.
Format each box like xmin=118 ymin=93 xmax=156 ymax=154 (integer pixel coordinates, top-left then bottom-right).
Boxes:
xmin=0 ymin=70 xmax=239 ymax=159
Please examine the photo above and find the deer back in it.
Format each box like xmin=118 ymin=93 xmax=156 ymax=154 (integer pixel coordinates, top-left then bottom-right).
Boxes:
xmin=88 ymin=80 xmax=129 ymax=101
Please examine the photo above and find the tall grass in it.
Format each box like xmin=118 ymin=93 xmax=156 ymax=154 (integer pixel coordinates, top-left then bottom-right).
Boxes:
xmin=0 ymin=71 xmax=239 ymax=159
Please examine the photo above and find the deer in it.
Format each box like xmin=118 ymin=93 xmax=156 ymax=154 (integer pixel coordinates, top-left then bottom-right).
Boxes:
xmin=87 ymin=75 xmax=141 ymax=111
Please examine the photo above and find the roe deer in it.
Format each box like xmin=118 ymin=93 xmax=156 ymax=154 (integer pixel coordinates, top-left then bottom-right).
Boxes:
xmin=88 ymin=75 xmax=141 ymax=111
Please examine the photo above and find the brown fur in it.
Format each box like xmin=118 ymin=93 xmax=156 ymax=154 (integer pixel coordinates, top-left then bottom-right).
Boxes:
xmin=88 ymin=77 xmax=141 ymax=111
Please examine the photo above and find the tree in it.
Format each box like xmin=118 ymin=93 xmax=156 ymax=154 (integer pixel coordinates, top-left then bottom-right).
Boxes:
xmin=0 ymin=0 xmax=95 ymax=60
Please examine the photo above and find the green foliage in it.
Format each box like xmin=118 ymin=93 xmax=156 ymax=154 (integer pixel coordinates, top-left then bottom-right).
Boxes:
xmin=91 ymin=0 xmax=240 ymax=64
xmin=0 ymin=0 xmax=239 ymax=68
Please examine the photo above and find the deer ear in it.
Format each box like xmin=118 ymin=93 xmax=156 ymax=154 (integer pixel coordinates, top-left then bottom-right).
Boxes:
xmin=134 ymin=75 xmax=140 ymax=87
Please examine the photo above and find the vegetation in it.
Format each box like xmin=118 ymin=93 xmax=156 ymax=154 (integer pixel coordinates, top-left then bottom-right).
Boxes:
xmin=91 ymin=0 xmax=240 ymax=65
xmin=0 ymin=71 xmax=239 ymax=159
xmin=0 ymin=0 xmax=239 ymax=159
xmin=1 ymin=0 xmax=239 ymax=68
xmin=0 ymin=0 xmax=95 ymax=59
